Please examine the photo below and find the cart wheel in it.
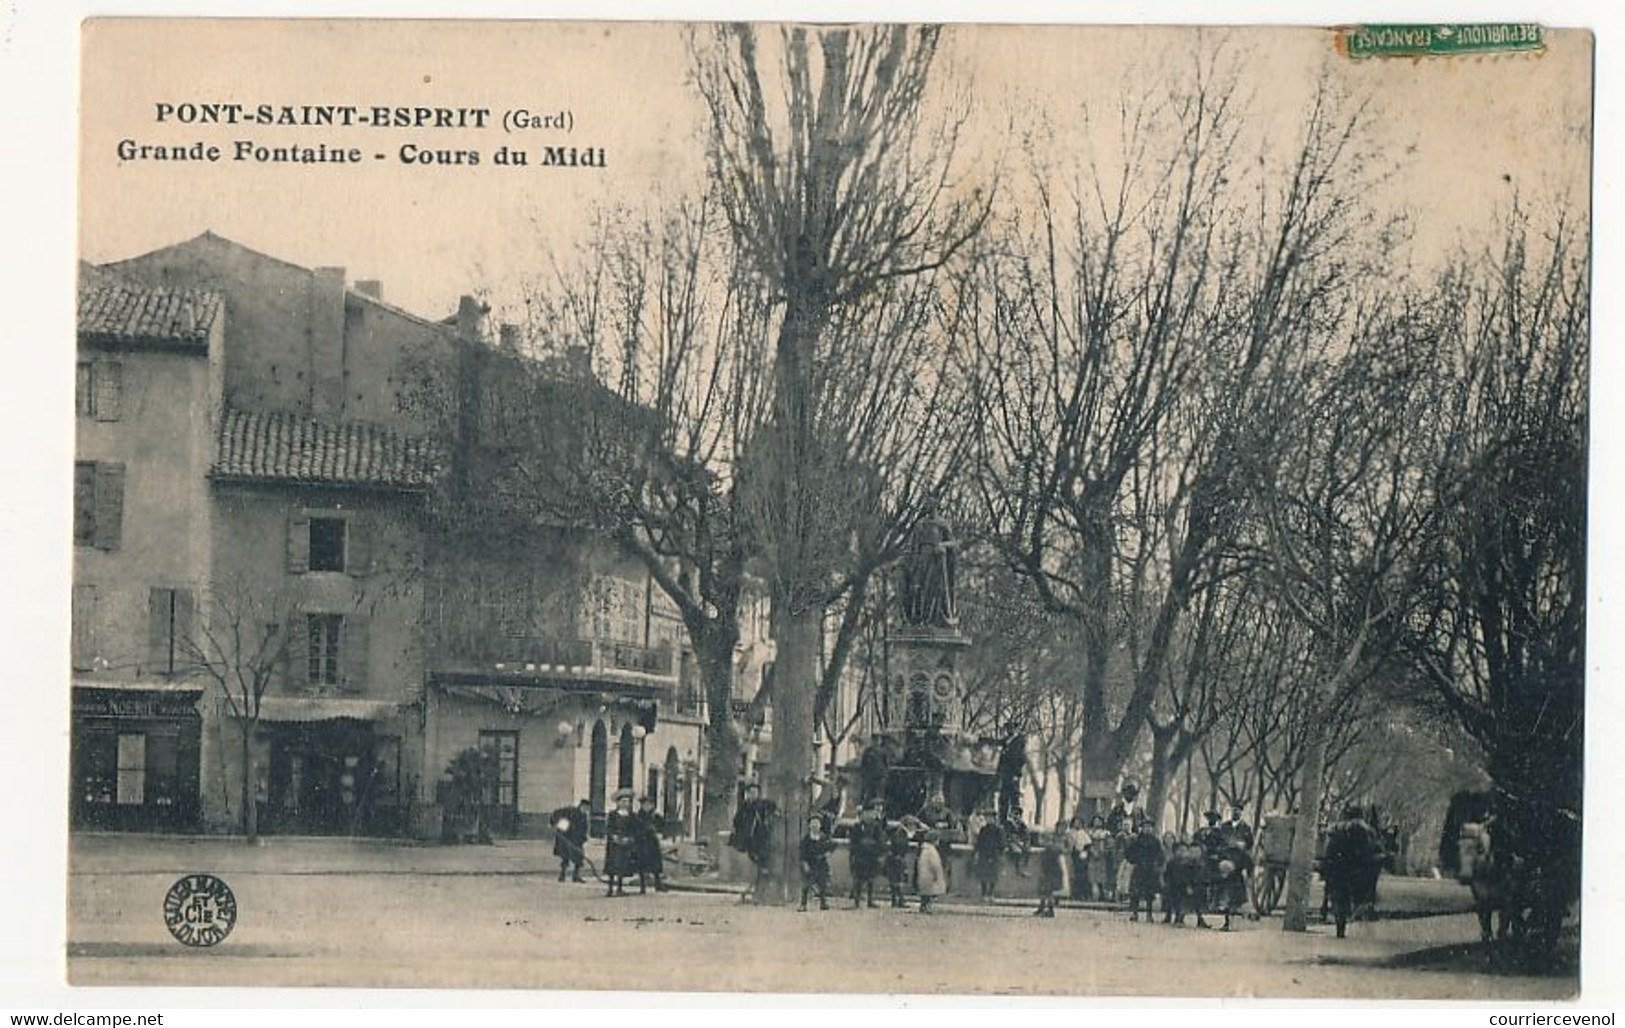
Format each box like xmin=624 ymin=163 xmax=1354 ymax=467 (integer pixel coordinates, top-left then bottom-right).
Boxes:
xmin=1251 ymin=864 xmax=1284 ymax=916
xmin=1249 ymin=863 xmax=1271 ymax=916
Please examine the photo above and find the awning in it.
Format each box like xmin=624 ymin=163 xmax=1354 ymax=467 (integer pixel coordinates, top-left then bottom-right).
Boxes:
xmin=72 ymin=678 xmax=206 ymax=694
xmin=247 ymin=697 xmax=404 ymax=723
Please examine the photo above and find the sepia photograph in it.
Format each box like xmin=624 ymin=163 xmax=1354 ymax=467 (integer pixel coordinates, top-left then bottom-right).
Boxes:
xmin=60 ymin=15 xmax=1591 ymax=1000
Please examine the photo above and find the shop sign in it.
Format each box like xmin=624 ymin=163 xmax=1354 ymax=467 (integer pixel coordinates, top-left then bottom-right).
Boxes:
xmin=74 ymin=689 xmax=201 ymax=720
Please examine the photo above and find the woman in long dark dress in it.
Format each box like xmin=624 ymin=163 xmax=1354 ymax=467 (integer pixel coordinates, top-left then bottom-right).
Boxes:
xmin=972 ymin=814 xmax=1006 ymax=900
xmin=604 ymin=788 xmax=637 ymax=897
xmin=633 ymin=793 xmax=667 ymax=893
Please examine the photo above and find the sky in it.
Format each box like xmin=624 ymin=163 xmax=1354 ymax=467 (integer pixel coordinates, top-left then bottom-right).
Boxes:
xmin=78 ymin=21 xmax=1592 ymax=323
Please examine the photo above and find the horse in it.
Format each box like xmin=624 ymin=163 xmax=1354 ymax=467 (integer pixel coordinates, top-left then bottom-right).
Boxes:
xmin=1457 ymin=820 xmax=1523 ymax=943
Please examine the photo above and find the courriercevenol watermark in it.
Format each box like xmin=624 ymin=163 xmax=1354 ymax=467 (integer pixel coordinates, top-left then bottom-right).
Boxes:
xmin=1340 ymin=23 xmax=1545 ymax=59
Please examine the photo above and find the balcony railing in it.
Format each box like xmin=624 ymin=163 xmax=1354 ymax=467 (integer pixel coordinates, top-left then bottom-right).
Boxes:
xmin=433 ymin=629 xmax=676 ymax=682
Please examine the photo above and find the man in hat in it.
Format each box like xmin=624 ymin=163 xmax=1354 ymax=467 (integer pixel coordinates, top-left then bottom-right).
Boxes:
xmin=1224 ymin=804 xmax=1255 ymax=851
xmin=731 ymin=782 xmax=778 ymax=903
xmin=633 ymin=793 xmax=668 ymax=894
xmin=1107 ymin=782 xmax=1142 ymax=835
xmin=798 ymin=814 xmax=836 ymax=911
xmin=603 ymin=788 xmax=638 ymax=897
xmin=551 ymin=798 xmax=591 ymax=882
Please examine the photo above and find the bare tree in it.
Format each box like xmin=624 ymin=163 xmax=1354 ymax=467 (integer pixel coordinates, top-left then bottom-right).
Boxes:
xmin=968 ymin=62 xmax=1384 ymax=805
xmin=178 ymin=579 xmax=300 ymax=843
xmin=1407 ymin=203 xmax=1588 ymax=943
xmin=1244 ymin=284 xmax=1457 ymax=931
xmin=690 ymin=23 xmax=989 ymax=895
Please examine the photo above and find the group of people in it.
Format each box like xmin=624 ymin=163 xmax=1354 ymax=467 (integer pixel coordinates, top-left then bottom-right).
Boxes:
xmin=1026 ymin=799 xmax=1257 ymax=931
xmin=564 ymin=781 xmax=1383 ymax=934
xmin=833 ymin=799 xmax=949 ymax=912
xmin=550 ymin=788 xmax=669 ymax=897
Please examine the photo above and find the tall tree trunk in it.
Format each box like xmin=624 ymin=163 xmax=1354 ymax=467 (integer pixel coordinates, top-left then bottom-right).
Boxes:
xmin=240 ymin=719 xmax=259 ymax=843
xmin=696 ymin=640 xmax=740 ymax=843
xmin=1181 ymin=754 xmax=1194 ymax=836
xmin=1147 ymin=726 xmax=1175 ymax=832
xmin=1280 ymin=706 xmax=1326 ymax=932
xmin=765 ymin=602 xmax=820 ymax=905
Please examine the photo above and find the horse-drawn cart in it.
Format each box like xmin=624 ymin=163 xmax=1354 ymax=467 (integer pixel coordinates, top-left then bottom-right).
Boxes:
xmin=1248 ymin=813 xmax=1326 ymax=916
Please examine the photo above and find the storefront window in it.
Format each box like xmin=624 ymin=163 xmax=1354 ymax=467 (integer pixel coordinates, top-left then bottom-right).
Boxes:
xmin=479 ymin=730 xmax=519 ymax=810
xmin=145 ymin=729 xmax=179 ymax=808
xmin=116 ymin=733 xmax=146 ymax=805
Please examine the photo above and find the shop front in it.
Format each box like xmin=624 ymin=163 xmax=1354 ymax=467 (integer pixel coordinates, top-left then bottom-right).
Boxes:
xmin=71 ymin=684 xmax=203 ymax=831
xmin=428 ymin=678 xmax=673 ymax=840
xmin=252 ymin=698 xmax=408 ymax=837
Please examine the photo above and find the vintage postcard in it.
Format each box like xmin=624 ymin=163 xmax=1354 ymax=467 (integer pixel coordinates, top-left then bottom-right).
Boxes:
xmin=67 ymin=17 xmax=1592 ymax=999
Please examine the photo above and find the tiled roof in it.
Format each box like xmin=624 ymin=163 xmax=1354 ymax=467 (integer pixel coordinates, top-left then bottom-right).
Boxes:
xmin=78 ymin=280 xmax=222 ymax=347
xmin=213 ymin=409 xmax=440 ymax=490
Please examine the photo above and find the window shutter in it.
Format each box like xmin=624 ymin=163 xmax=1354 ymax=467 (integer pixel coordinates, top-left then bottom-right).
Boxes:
xmin=74 ymin=463 xmax=97 ymax=545
xmin=284 ymin=615 xmax=309 ymax=690
xmin=94 ymin=360 xmax=122 ymax=422
xmin=287 ymin=510 xmax=310 ymax=574
xmin=346 ymin=514 xmax=372 ymax=577
xmin=342 ymin=616 xmax=369 ymax=692
xmin=71 ymin=584 xmax=96 ymax=671
xmin=148 ymin=587 xmax=172 ymax=674
xmin=93 ymin=463 xmax=125 ymax=551
xmin=172 ymin=589 xmax=195 ymax=671
xmin=76 ymin=364 xmax=93 ymax=418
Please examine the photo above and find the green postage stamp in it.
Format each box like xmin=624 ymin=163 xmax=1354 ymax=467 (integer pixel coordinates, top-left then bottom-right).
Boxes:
xmin=1342 ymin=23 xmax=1545 ymax=58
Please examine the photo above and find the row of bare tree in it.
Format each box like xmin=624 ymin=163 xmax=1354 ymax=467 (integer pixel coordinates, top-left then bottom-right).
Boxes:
xmin=163 ymin=32 xmax=1583 ymax=941
xmin=188 ymin=26 xmax=1570 ymax=922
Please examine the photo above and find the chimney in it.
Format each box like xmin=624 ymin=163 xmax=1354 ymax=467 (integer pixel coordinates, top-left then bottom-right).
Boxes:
xmin=498 ymin=323 xmax=521 ymax=354
xmin=455 ymin=294 xmax=489 ymax=341
xmin=310 ymin=266 xmax=346 ymax=416
xmin=355 ymin=279 xmax=382 ymax=301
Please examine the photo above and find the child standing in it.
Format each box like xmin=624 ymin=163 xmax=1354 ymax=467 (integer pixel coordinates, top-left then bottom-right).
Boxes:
xmin=603 ymin=788 xmax=637 ymax=898
xmin=884 ymin=820 xmax=912 ymax=908
xmin=847 ymin=802 xmax=886 ymax=908
xmin=1123 ymin=819 xmax=1166 ymax=922
xmin=915 ymin=829 xmax=948 ymax=914
xmin=798 ymin=815 xmax=836 ymax=911
xmin=1035 ymin=820 xmax=1071 ymax=917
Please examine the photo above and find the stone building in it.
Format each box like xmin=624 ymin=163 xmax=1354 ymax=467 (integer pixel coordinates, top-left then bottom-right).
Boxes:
xmin=70 ymin=265 xmax=223 ymax=831
xmin=72 ymin=232 xmax=708 ymax=838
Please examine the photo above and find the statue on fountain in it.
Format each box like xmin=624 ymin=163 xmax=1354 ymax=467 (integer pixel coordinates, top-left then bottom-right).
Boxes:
xmin=901 ymin=501 xmax=958 ymax=629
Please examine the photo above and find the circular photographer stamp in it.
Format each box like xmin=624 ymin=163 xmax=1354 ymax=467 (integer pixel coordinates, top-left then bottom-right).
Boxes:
xmin=163 ymin=873 xmax=238 ymax=947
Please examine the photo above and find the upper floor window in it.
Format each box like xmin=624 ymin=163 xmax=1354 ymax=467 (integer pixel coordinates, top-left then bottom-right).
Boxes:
xmin=307 ymin=613 xmax=344 ymax=686
xmin=148 ymin=587 xmax=195 ymax=675
xmin=76 ymin=360 xmax=122 ymax=421
xmin=308 ymin=517 xmax=347 ymax=572
xmin=74 ymin=461 xmax=125 ymax=550
xmin=293 ymin=611 xmax=369 ymax=691
xmin=287 ymin=510 xmax=370 ymax=576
